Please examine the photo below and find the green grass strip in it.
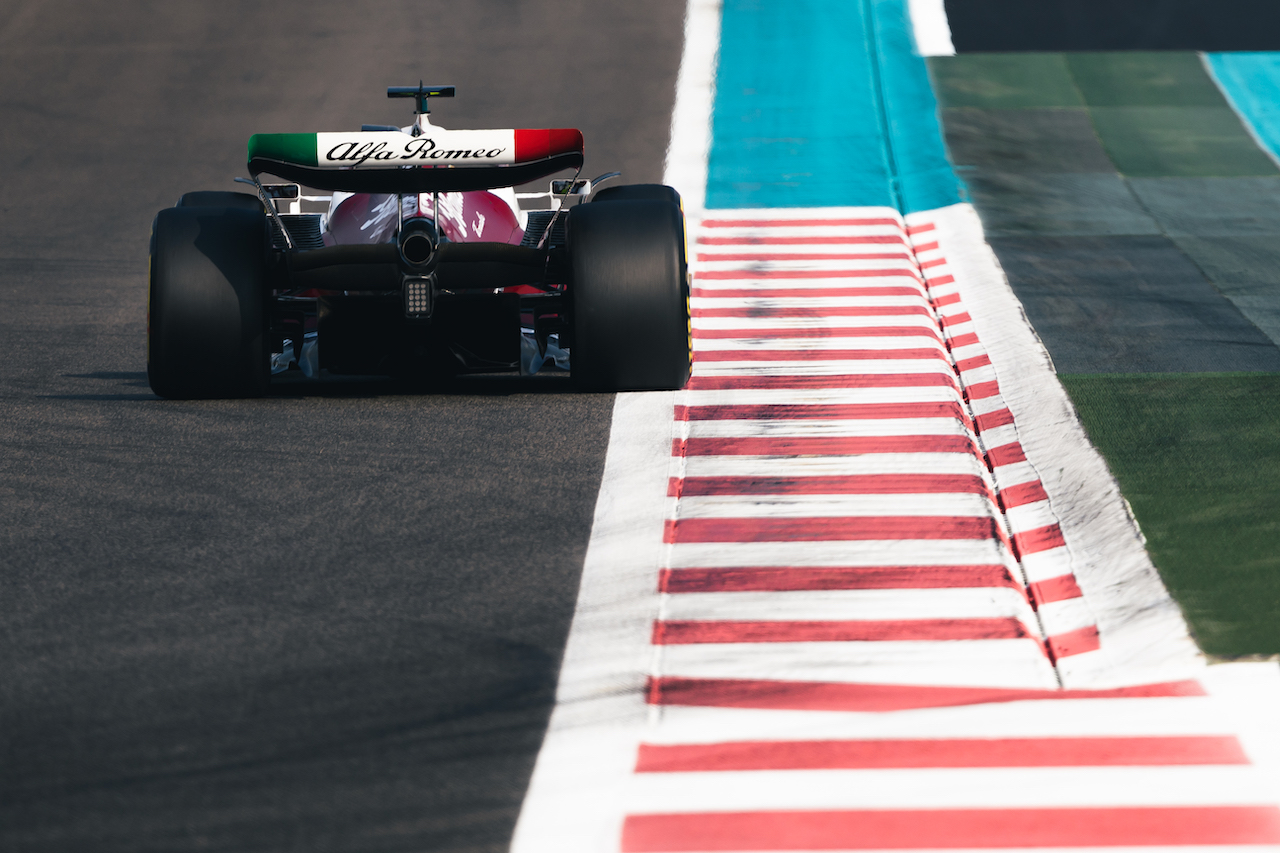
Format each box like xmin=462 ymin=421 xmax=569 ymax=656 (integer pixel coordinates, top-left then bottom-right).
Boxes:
xmin=1088 ymin=105 xmax=1278 ymax=177
xmin=1058 ymin=373 xmax=1280 ymax=656
xmin=930 ymin=52 xmax=1278 ymax=178
xmin=1064 ymin=52 xmax=1225 ymax=107
xmin=929 ymin=53 xmax=1083 ymax=109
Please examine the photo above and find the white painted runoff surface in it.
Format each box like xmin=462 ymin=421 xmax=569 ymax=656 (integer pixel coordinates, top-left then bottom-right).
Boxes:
xmin=510 ymin=1 xmax=1280 ymax=850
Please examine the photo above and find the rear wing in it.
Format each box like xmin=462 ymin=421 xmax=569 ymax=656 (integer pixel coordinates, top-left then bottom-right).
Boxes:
xmin=247 ymin=128 xmax=584 ymax=193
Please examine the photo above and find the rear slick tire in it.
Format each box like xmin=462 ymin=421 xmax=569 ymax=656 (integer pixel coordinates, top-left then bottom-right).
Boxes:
xmin=148 ymin=206 xmax=269 ymax=399
xmin=176 ymin=190 xmax=264 ymax=212
xmin=568 ymin=198 xmax=691 ymax=391
xmin=591 ymin=183 xmax=682 ymax=207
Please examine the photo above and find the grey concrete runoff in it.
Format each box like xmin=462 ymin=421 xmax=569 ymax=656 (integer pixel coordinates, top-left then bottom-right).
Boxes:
xmin=0 ymin=2 xmax=685 ymax=850
xmin=935 ymin=65 xmax=1280 ymax=370
xmin=987 ymin=235 xmax=1280 ymax=373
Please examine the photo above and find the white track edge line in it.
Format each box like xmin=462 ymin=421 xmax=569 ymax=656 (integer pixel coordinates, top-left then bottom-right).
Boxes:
xmin=510 ymin=392 xmax=677 ymax=853
xmin=511 ymin=1 xmax=721 ymax=849
xmin=906 ymin=0 xmax=956 ymax=56
xmin=662 ymin=0 xmax=722 ymax=218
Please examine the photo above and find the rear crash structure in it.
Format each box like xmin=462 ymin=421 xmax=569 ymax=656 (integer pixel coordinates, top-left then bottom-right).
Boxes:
xmin=147 ymin=85 xmax=691 ymax=398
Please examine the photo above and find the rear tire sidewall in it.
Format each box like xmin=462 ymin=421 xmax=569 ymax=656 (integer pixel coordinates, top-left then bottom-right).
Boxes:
xmin=148 ymin=206 xmax=269 ymax=399
xmin=568 ymin=197 xmax=690 ymax=391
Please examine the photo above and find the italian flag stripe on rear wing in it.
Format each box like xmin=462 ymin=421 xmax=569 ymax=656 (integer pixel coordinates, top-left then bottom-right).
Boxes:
xmin=248 ymin=129 xmax=582 ymax=169
xmin=513 ymin=129 xmax=584 ymax=161
xmin=248 ymin=133 xmax=319 ymax=167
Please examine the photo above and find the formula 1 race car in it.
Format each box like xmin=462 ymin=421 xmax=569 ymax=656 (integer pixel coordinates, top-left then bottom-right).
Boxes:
xmin=148 ymin=85 xmax=691 ymax=398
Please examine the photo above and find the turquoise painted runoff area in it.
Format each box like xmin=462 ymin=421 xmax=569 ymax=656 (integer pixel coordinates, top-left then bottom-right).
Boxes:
xmin=1206 ymin=53 xmax=1280 ymax=165
xmin=705 ymin=0 xmax=963 ymax=213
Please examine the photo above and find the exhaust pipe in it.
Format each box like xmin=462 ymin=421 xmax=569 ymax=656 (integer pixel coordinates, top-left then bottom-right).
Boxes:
xmin=399 ymin=217 xmax=438 ymax=269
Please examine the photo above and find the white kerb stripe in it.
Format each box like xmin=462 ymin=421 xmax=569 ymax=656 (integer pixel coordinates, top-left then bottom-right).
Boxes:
xmin=624 ymin=766 xmax=1270 ymax=811
xmin=645 ymin=697 xmax=1234 ymax=742
xmin=658 ymin=641 xmax=1057 ymax=688
xmin=660 ymin=588 xmax=1038 ymax=622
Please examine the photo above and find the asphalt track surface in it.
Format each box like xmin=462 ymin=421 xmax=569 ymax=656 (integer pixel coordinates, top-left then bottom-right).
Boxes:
xmin=0 ymin=2 xmax=685 ymax=850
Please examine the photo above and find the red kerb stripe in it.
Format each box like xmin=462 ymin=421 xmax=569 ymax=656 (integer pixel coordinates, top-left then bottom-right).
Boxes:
xmin=652 ymin=618 xmax=1030 ymax=644
xmin=997 ymin=479 xmax=1049 ymax=509
xmin=986 ymin=442 xmax=1027 ymax=466
xmin=668 ymin=474 xmax=988 ymax=497
xmin=673 ymin=436 xmax=978 ymax=457
xmin=920 ymin=257 xmax=948 ymax=269
xmin=674 ymin=402 xmax=969 ymax=422
xmin=658 ymin=565 xmax=1018 ymax=593
xmin=692 ymin=348 xmax=945 ymax=362
xmin=939 ymin=312 xmax=971 ymax=327
xmin=974 ymin=407 xmax=1014 ymax=431
xmin=692 ymin=326 xmax=941 ymax=340
xmin=620 ymin=807 xmax=1280 ymax=850
xmin=1030 ymin=573 xmax=1084 ymax=604
xmin=702 ymin=217 xmax=903 ymax=228
xmin=913 ymin=240 xmax=939 ymax=252
xmin=696 ymin=268 xmax=921 ymax=281
xmin=634 ymin=735 xmax=1249 ymax=772
xmin=907 ymin=223 xmax=936 ymax=235
xmin=686 ymin=374 xmax=957 ymax=391
xmin=663 ymin=516 xmax=1000 ymax=544
xmin=1049 ymin=624 xmax=1102 ymax=659
xmin=948 ymin=331 xmax=980 ymax=347
xmin=964 ymin=380 xmax=1001 ymax=400
xmin=932 ymin=291 xmax=961 ymax=306
xmin=956 ymin=353 xmax=992 ymax=372
xmin=698 ymin=235 xmax=906 ymax=246
xmin=697 ymin=252 xmax=912 ymax=262
xmin=692 ymin=305 xmax=928 ymax=318
xmin=645 ymin=676 xmax=1207 ymax=712
xmin=691 ymin=286 xmax=922 ymax=299
xmin=1012 ymin=523 xmax=1067 ymax=556
xmin=927 ymin=273 xmax=956 ymax=287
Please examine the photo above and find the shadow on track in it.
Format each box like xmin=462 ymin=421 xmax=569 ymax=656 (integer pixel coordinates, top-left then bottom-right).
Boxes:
xmin=47 ymin=372 xmax=590 ymax=401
